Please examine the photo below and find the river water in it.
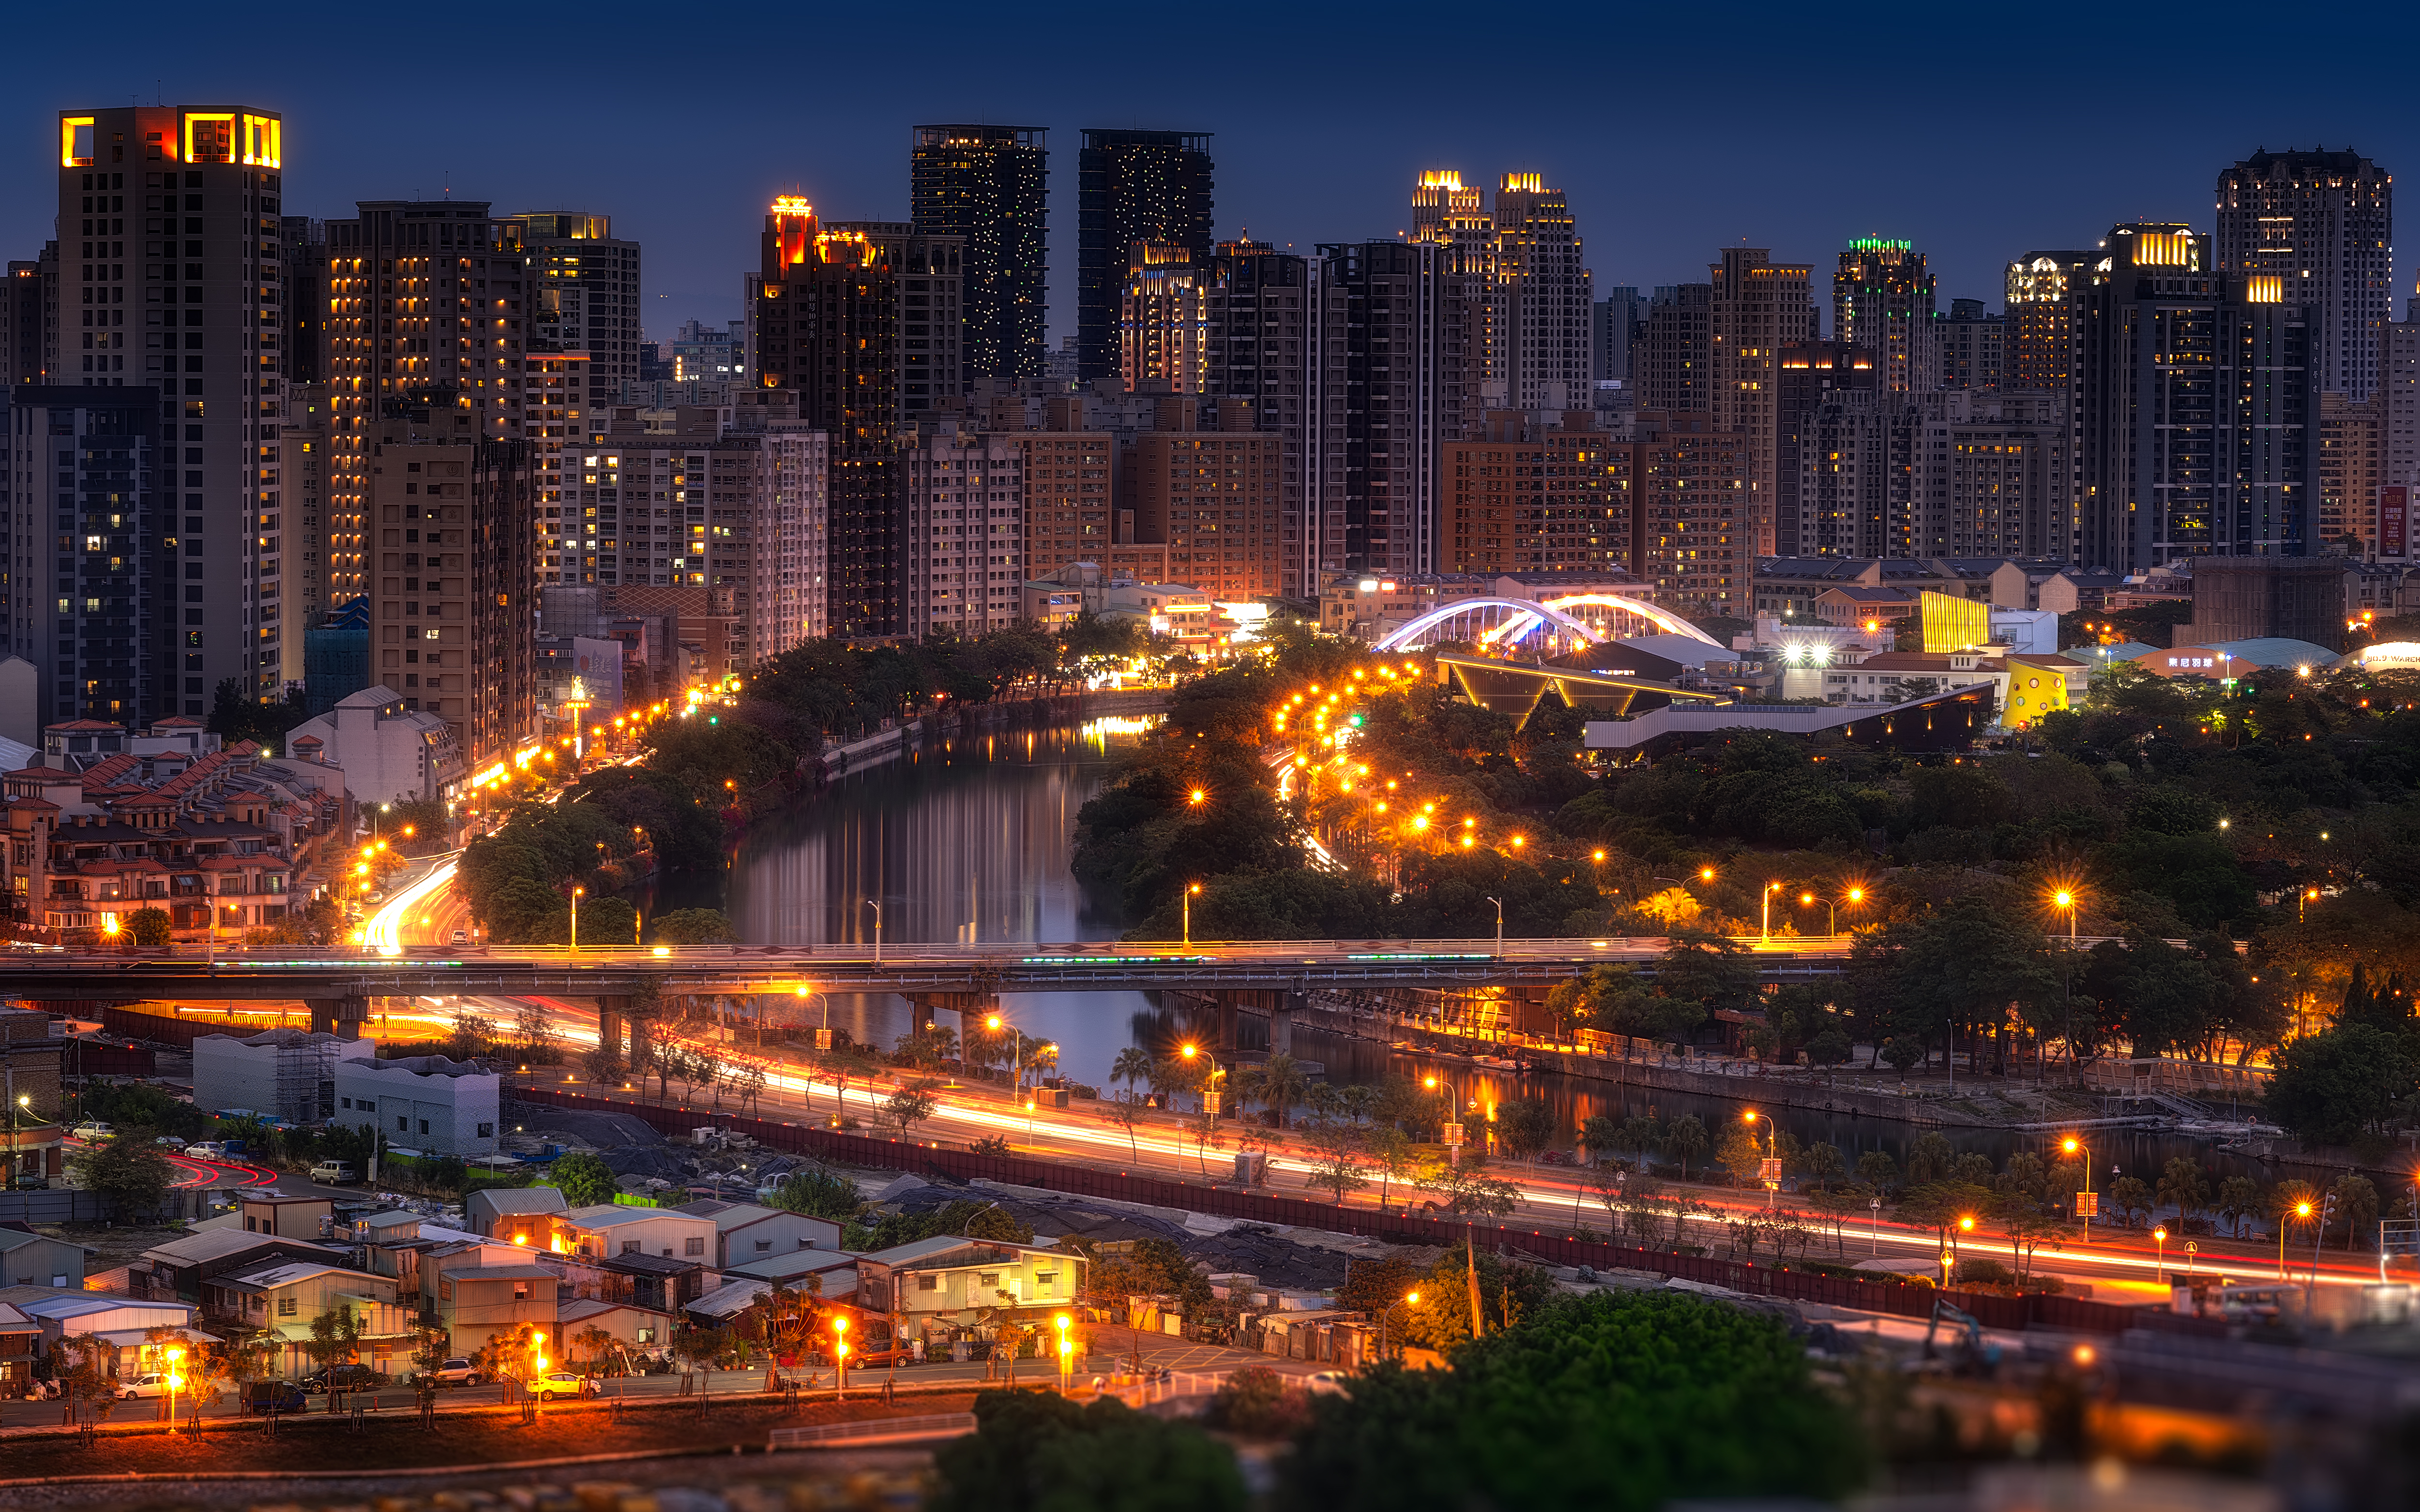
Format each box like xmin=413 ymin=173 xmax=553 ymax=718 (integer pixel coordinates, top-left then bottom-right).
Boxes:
xmin=699 ymin=718 xmax=2267 ymax=1191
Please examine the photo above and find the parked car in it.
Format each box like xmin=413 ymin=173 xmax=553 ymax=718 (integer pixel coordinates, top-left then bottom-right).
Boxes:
xmin=241 ymin=1381 xmax=308 ymax=1415
xmin=152 ymin=1135 xmax=186 ymax=1150
xmin=68 ymin=1122 xmax=114 ymax=1141
xmin=451 ymin=928 xmax=469 ymax=945
xmin=528 ymin=1369 xmax=590 ymax=1401
xmin=300 ymin=1364 xmax=385 ymax=1395
xmin=308 ymin=1160 xmax=357 ymax=1185
xmin=423 ymin=1357 xmax=482 ymax=1388
xmin=185 ymin=1140 xmax=227 ymax=1160
xmin=1304 ymin=1370 xmax=1353 ymax=1395
xmin=117 ymin=1373 xmax=179 ymax=1400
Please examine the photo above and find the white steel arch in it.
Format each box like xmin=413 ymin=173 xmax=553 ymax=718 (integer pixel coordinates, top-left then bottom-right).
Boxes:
xmin=1538 ymin=593 xmax=1723 ymax=648
xmin=1371 ymin=597 xmax=1602 ymax=653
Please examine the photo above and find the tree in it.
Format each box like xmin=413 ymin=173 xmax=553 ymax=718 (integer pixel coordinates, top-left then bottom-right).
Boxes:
xmin=1661 ymin=1114 xmax=1709 ymax=1179
xmin=69 ymin=1129 xmax=173 ymax=1219
xmin=2108 ymin=1176 xmax=2153 ymax=1229
xmin=884 ymin=1080 xmax=941 ymax=1142
xmin=1277 ymin=1289 xmax=1864 ymax=1512
xmin=1301 ymin=1120 xmax=1371 ymax=1205
xmin=1234 ymin=1053 xmax=1311 ymax=1128
xmin=548 ymin=1150 xmax=619 ymax=1208
xmin=1110 ymin=1046 xmax=1154 ymax=1100
xmin=649 ymin=907 xmax=739 ymax=945
xmin=580 ymin=1043 xmax=626 ymax=1088
xmin=1368 ymin=1126 xmax=1416 ymax=1212
xmin=2215 ymin=1175 xmax=2265 ymax=1239
xmin=1099 ymin=1090 xmax=1149 ymax=1162
xmin=1410 ymin=1153 xmax=1519 ymax=1219
xmin=2332 ymin=1173 xmax=2381 ymax=1251
xmin=1493 ymin=1097 xmax=1559 ymax=1162
xmin=2267 ymin=1022 xmax=2414 ymax=1145
xmin=2155 ymin=1157 xmax=2209 ymax=1226
xmin=770 ymin=1166 xmax=862 ymax=1223
xmin=124 ymin=907 xmax=172 ymax=951
xmin=304 ymin=1304 xmax=367 ymax=1383
xmin=1856 ymin=1149 xmax=1900 ymax=1196
xmin=930 ymin=1389 xmax=1246 ymax=1512
xmin=512 ymin=1000 xmax=562 ymax=1063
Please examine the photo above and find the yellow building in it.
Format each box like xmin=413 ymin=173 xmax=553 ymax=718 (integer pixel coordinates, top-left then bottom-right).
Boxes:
xmin=2001 ymin=656 xmax=2070 ymax=728
xmin=1919 ymin=589 xmax=1990 ymax=653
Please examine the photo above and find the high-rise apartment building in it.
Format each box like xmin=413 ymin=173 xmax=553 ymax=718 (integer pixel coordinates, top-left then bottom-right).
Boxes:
xmin=4 ymin=386 xmax=165 ymax=728
xmin=2381 ymin=299 xmax=2420 ymax=558
xmin=750 ymin=199 xmax=961 ymax=634
xmin=1132 ymin=420 xmax=1287 ymax=600
xmin=1833 ymin=240 xmax=1936 ymax=394
xmin=2 ymin=260 xmax=46 ymax=387
xmin=1411 ymin=171 xmax=1506 ymax=405
xmin=322 ymin=199 xmax=530 ymax=629
xmin=2075 ymin=224 xmax=2318 ymax=572
xmin=280 ymin=215 xmax=326 ymax=387
xmin=1636 ymin=284 xmax=1710 ymax=414
xmin=1793 ymin=391 xmax=1891 ymax=559
xmin=1594 ymin=287 xmax=1641 ymax=389
xmin=1119 ymin=244 xmax=1207 ymax=394
xmin=361 ymin=408 xmax=534 ymax=766
xmin=2215 ymin=148 xmax=2392 ymax=401
xmin=672 ymin=319 xmax=744 ymax=384
xmin=1493 ymin=175 xmax=1591 ymax=411
xmin=1917 ymin=391 xmax=2064 ymax=560
xmin=1306 ymin=241 xmax=1481 ymax=583
xmin=1776 ymin=343 xmax=1877 ymax=556
xmin=509 ymin=213 xmax=642 ymax=408
xmin=905 ymin=423 xmax=1024 ymax=634
xmin=50 ymin=106 xmax=291 ymax=718
xmin=1632 ymin=411 xmax=1747 ymax=614
xmin=1202 ymin=243 xmax=1310 ymax=595
xmin=911 ymin=126 xmax=1047 ymax=384
xmin=1444 ymin=412 xmax=1628 ymax=576
xmin=1077 ymin=131 xmax=1213 ymax=384
xmin=1008 ymin=428 xmax=1119 ymax=582
xmin=276 ymin=382 xmax=329 ymax=687
xmin=2319 ymin=391 xmax=2384 ymax=554
xmin=1709 ymin=248 xmax=1815 ymax=557
xmin=1934 ymin=299 xmax=2004 ymax=390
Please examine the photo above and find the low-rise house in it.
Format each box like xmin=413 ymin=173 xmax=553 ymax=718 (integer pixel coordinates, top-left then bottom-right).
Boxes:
xmin=465 ymin=1186 xmax=568 ymax=1243
xmin=130 ymin=1229 xmax=349 ymax=1303
xmin=333 ymin=1056 xmax=500 ymax=1158
xmin=0 ymin=1302 xmax=40 ymax=1396
xmin=434 ymin=1263 xmax=560 ymax=1359
xmin=599 ymin=1251 xmax=717 ymax=1311
xmin=239 ymin=1193 xmax=337 ymax=1242
xmin=556 ymin=1297 xmax=674 ymax=1368
xmin=0 ymin=1225 xmax=86 ymax=1289
xmin=206 ymin=1261 xmax=412 ymax=1378
xmin=854 ymin=1236 xmax=1084 ymax=1350
xmin=550 ymin=1204 xmax=717 ymax=1264
xmin=671 ymin=1199 xmax=841 ymax=1268
xmin=724 ymin=1250 xmax=858 ymax=1294
xmin=7 ymin=1291 xmax=202 ymax=1377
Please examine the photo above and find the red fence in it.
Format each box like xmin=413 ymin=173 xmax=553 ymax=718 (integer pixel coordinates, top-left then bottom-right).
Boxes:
xmin=507 ymin=1087 xmax=2225 ymax=1341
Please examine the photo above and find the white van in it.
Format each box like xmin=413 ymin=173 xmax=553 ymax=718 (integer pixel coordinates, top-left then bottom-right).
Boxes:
xmin=309 ymin=1161 xmax=357 ymax=1185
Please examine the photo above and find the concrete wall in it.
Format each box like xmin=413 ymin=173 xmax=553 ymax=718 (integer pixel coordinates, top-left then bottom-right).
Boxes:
xmin=333 ymin=1057 xmax=499 ymax=1157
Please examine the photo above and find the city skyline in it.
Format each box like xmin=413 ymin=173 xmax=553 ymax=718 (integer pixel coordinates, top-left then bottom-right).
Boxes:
xmin=7 ymin=4 xmax=2416 ymax=340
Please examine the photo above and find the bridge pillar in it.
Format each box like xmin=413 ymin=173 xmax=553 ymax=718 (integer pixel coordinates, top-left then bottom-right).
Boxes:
xmin=903 ymin=991 xmax=995 ymax=1039
xmin=594 ymin=996 xmax=629 ymax=1059
xmin=1268 ymin=991 xmax=1306 ymax=1058
xmin=305 ymin=996 xmax=369 ymax=1040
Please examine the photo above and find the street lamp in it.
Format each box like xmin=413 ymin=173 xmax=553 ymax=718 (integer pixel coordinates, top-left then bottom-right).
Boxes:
xmin=1380 ymin=1289 xmax=1419 ymax=1361
xmin=569 ymin=886 xmax=583 ymax=952
xmin=1183 ymin=883 xmax=1202 ymax=947
xmin=1055 ymin=1313 xmax=1074 ymax=1390
xmin=163 ymin=1345 xmax=183 ymax=1433
xmin=530 ymin=1331 xmax=548 ymax=1407
xmin=987 ymin=1013 xmax=1028 ymax=1101
xmin=864 ymin=899 xmax=882 ymax=964
xmin=2283 ymin=1199 xmax=2311 ymax=1281
xmin=1743 ymin=1110 xmax=1779 ymax=1209
xmin=2154 ymin=1225 xmax=2168 ymax=1281
xmin=832 ymin=1315 xmax=850 ymax=1397
xmin=2062 ymin=1136 xmax=2096 ymax=1241
xmin=1870 ymin=1194 xmax=1882 ymax=1255
xmin=1485 ymin=896 xmax=1503 ymax=955
xmin=1180 ymin=1043 xmax=1222 ymax=1129
xmin=1761 ymin=881 xmax=1783 ymax=942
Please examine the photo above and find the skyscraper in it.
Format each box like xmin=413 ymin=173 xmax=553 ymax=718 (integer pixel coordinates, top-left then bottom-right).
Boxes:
xmin=1709 ymin=247 xmax=1815 ymax=557
xmin=508 ymin=213 xmax=642 ymax=407
xmin=1077 ymin=131 xmax=1213 ymax=384
xmin=1776 ymin=342 xmax=1877 ymax=555
xmin=1494 ymin=174 xmax=1591 ymax=411
xmin=50 ymin=105 xmax=289 ymax=719
xmin=2076 ymin=224 xmax=2317 ymax=572
xmin=1119 ymin=244 xmax=1207 ymax=394
xmin=1203 ymin=243 xmax=1311 ymax=596
xmin=1833 ymin=240 xmax=1936 ymax=394
xmin=750 ymin=198 xmax=962 ymax=634
xmin=1636 ymin=284 xmax=1710 ymax=414
xmin=2215 ymin=148 xmax=2392 ymax=401
xmin=1411 ymin=171 xmax=1505 ymax=404
xmin=911 ymin=126 xmax=1047 ymax=384
xmin=1934 ymin=298 xmax=2004 ymax=391
xmin=1594 ymin=287 xmax=1642 ymax=389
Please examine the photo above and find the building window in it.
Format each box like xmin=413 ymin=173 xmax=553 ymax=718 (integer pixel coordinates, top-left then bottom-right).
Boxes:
xmin=395 ymin=1116 xmax=407 ymax=1133
xmin=513 ymin=1282 xmax=530 ymax=1301
xmin=418 ymin=1120 xmax=430 ymax=1136
xmin=684 ymin=1237 xmax=705 ymax=1257
xmin=636 ymin=1327 xmax=655 ymax=1344
xmin=621 ymin=1241 xmax=641 ymax=1255
xmin=754 ymin=1240 xmax=772 ymax=1253
xmin=476 ymin=1123 xmax=494 ymax=1138
xmin=277 ymin=1296 xmax=296 ymax=1317
xmin=917 ymin=1274 xmax=938 ymax=1291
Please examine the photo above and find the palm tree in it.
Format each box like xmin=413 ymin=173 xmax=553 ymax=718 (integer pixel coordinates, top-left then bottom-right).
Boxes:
xmin=1662 ymin=1114 xmax=1709 ymax=1180
xmin=2215 ymin=1175 xmax=2263 ymax=1239
xmin=1111 ymin=1046 xmax=1154 ymax=1101
xmin=2155 ymin=1156 xmax=2208 ymax=1227
xmin=1256 ymin=1053 xmax=1311 ymax=1129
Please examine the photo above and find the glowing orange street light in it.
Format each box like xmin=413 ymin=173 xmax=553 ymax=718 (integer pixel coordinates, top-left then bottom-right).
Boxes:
xmin=1183 ymin=882 xmax=1203 ymax=946
xmin=1189 ymin=788 xmax=1206 ymax=806
xmin=832 ymin=1315 xmax=851 ymax=1395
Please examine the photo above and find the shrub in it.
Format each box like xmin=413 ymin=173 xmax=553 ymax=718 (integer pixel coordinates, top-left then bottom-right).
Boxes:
xmin=1206 ymin=1364 xmax=1316 ymax=1439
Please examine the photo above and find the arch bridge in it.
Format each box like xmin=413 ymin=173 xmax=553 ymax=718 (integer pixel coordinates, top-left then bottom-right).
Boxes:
xmin=1372 ymin=593 xmax=1721 ymax=655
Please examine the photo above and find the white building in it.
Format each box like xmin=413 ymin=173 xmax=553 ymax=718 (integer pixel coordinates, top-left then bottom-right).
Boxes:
xmin=193 ymin=1030 xmax=376 ymax=1125
xmin=284 ymin=686 xmax=465 ymax=808
xmin=670 ymin=1199 xmax=842 ymax=1268
xmin=333 ymin=1056 xmax=500 ymax=1158
xmin=547 ymin=1204 xmax=718 ymax=1263
xmin=905 ymin=422 xmax=1026 ymax=635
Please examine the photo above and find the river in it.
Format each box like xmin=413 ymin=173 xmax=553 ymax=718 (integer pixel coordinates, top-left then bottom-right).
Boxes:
xmin=689 ymin=717 xmax=2269 ymax=1191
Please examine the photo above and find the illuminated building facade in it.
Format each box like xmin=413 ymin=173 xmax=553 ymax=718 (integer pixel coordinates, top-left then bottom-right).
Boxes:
xmin=3 ymin=386 xmax=165 ymax=728
xmin=2215 ymin=148 xmax=2392 ymax=401
xmin=275 ymin=382 xmax=329 ymax=688
xmin=1006 ymin=430 xmax=1119 ymax=582
xmin=1202 ymin=243 xmax=1310 ymax=596
xmin=1710 ymin=247 xmax=1815 ymax=557
xmin=749 ymin=198 xmax=961 ymax=633
xmin=1131 ymin=421 xmax=1287 ymax=600
xmin=1411 ymin=171 xmax=1506 ymax=404
xmin=1632 ymin=410 xmax=1747 ymax=614
xmin=45 ymin=106 xmax=290 ymax=719
xmin=2 ymin=258 xmax=46 ymax=386
xmin=1077 ymin=130 xmax=1213 ymax=384
xmin=1935 ymin=298 xmax=2003 ymax=390
xmin=1119 ymin=243 xmax=1207 ymax=395
xmin=1637 ymin=283 xmax=1710 ymax=414
xmin=1776 ymin=342 xmax=1877 ymax=556
xmin=1443 ymin=413 xmax=1629 ymax=576
xmin=2075 ymin=224 xmax=2319 ymax=572
xmin=1494 ymin=175 xmax=1591 ymax=412
xmin=1832 ymin=239 xmax=1936 ymax=395
xmin=911 ymin=125 xmax=1047 ymax=384
xmin=321 ymin=198 xmax=529 ymax=632
xmin=2318 ymin=390 xmax=2383 ymax=554
xmin=508 ymin=214 xmax=642 ymax=408
xmin=905 ymin=424 xmax=1024 ymax=634
xmin=359 ymin=412 xmax=534 ymax=767
xmin=2382 ymin=300 xmax=2420 ymax=559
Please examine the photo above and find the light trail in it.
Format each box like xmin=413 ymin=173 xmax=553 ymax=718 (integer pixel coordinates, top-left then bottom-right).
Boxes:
xmin=363 ymin=857 xmax=460 ymax=957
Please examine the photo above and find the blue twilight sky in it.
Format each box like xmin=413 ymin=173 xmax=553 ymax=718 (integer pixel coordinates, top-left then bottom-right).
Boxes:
xmin=11 ymin=1 xmax=2420 ymax=345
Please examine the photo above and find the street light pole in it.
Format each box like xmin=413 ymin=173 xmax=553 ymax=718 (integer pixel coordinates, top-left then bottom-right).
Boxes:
xmin=2063 ymin=1136 xmax=2093 ymax=1242
xmin=1183 ymin=883 xmax=1201 ymax=947
xmin=864 ymin=900 xmax=882 ymax=964
xmin=570 ymin=886 xmax=583 ymax=953
xmin=1486 ymin=896 xmax=1503 ymax=955
xmin=1762 ymin=881 xmax=1782 ymax=942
